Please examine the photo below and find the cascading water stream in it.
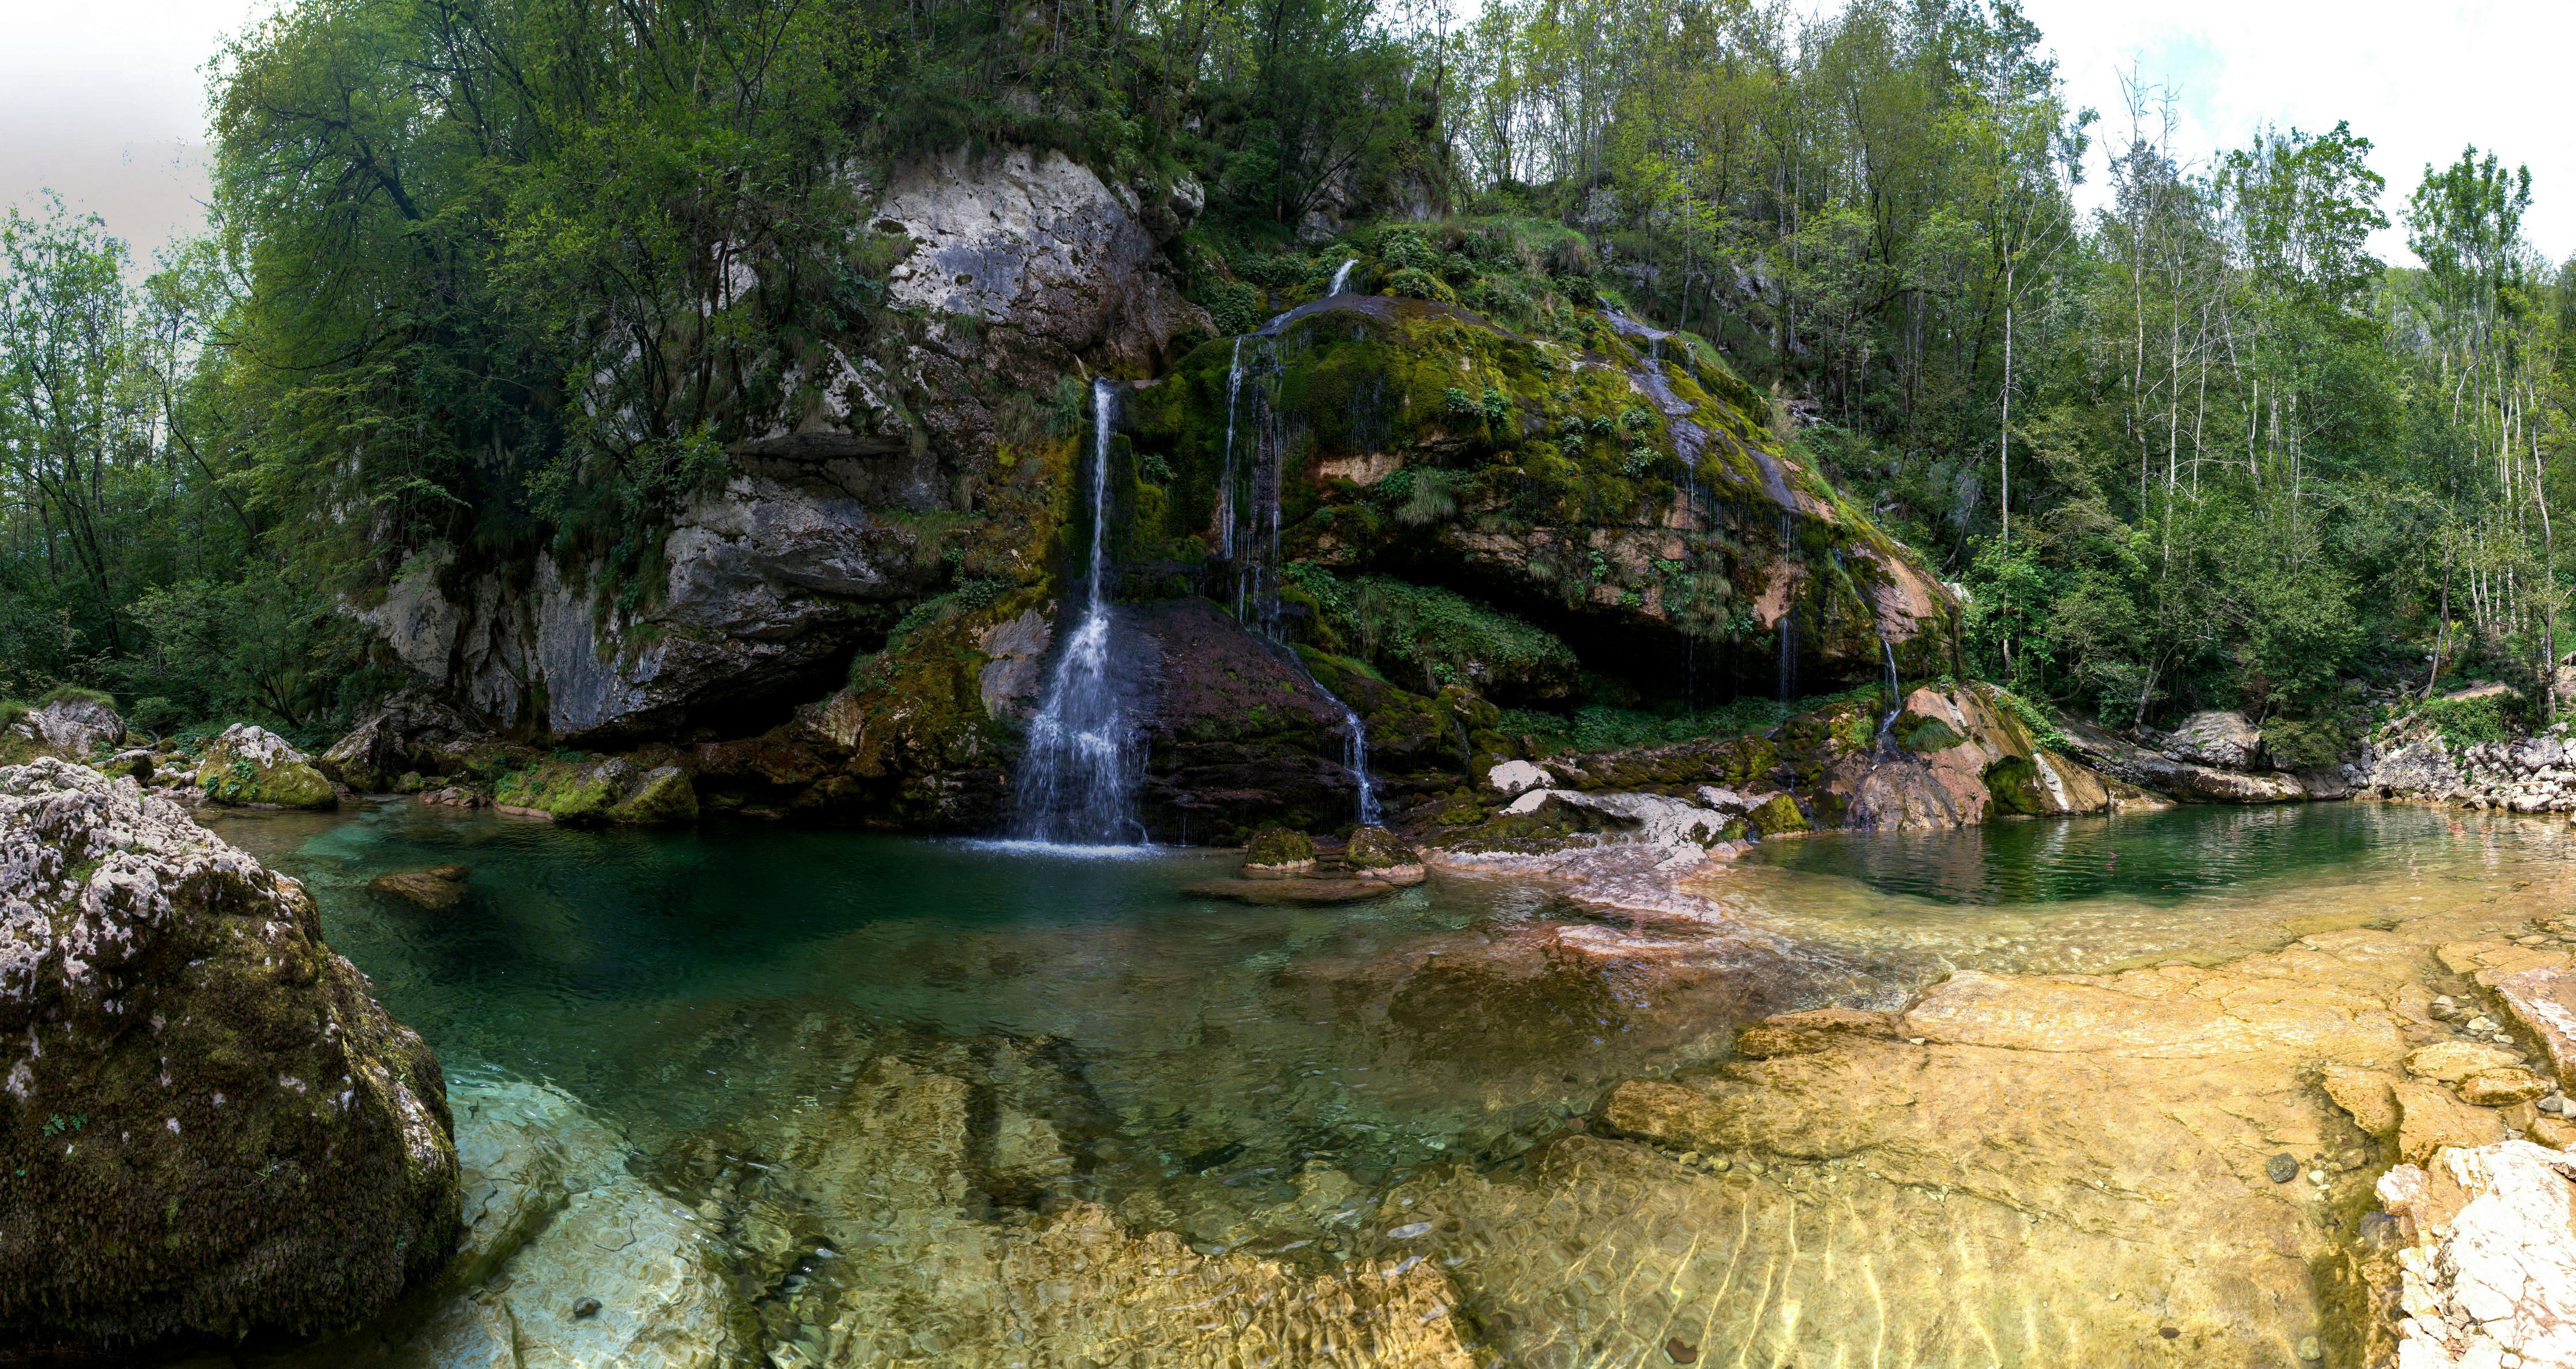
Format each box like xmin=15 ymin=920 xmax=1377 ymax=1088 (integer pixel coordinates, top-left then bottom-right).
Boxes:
xmin=1874 ymin=635 xmax=1903 ymax=750
xmin=1329 ymin=258 xmax=1358 ymax=294
xmin=1014 ymin=379 xmax=1144 ymax=845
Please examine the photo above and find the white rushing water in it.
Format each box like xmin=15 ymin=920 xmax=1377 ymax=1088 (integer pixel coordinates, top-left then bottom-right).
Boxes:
xmin=1016 ymin=378 xmax=1144 ymax=844
xmin=1329 ymin=257 xmax=1358 ymax=294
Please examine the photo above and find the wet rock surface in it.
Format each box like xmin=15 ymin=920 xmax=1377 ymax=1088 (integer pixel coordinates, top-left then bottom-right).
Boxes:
xmin=2376 ymin=1142 xmax=2576 ymax=1368
xmin=0 ymin=760 xmax=457 ymax=1359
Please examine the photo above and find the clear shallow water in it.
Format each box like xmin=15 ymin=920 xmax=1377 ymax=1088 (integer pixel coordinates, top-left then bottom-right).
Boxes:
xmin=201 ymin=797 xmax=2576 ymax=1366
xmin=1744 ymin=799 xmax=2533 ymax=905
xmin=207 ymin=803 xmax=1813 ymax=1243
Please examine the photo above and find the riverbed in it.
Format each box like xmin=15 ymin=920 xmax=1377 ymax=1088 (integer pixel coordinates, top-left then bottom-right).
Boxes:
xmin=202 ymin=799 xmax=2576 ymax=1368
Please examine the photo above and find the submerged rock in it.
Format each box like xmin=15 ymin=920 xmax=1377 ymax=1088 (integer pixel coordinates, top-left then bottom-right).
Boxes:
xmin=369 ymin=864 xmax=471 ymax=911
xmin=1388 ymin=930 xmax=2431 ymax=1366
xmin=198 ymin=723 xmax=338 ymax=809
xmin=690 ymin=1051 xmax=1475 ymax=1368
xmin=0 ymin=759 xmax=457 ymax=1359
xmin=268 ymin=1076 xmax=744 ymax=1369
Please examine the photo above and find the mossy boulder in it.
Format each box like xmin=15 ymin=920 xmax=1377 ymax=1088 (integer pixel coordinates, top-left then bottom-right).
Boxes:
xmin=199 ymin=723 xmax=339 ymax=809
xmin=494 ymin=755 xmax=698 ymax=825
xmin=1745 ymin=792 xmax=1809 ymax=837
xmin=318 ymin=692 xmax=483 ymax=792
xmin=1244 ymin=825 xmax=1317 ymax=874
xmin=607 ymin=765 xmax=699 ymax=824
xmin=0 ymin=759 xmax=460 ymax=1359
xmin=1346 ymin=825 xmax=1413 ymax=869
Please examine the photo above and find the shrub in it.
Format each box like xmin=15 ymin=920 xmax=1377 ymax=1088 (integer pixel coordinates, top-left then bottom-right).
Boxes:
xmin=2422 ymin=691 xmax=2517 ymax=746
xmin=1383 ymin=267 xmax=1456 ymax=304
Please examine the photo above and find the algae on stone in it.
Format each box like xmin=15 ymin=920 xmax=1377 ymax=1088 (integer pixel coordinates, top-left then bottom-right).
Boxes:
xmin=198 ymin=722 xmax=339 ymax=809
xmin=0 ymin=759 xmax=457 ymax=1359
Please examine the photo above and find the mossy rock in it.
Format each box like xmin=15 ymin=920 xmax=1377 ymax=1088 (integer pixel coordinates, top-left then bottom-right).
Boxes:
xmin=1746 ymin=792 xmax=1808 ymax=838
xmin=494 ymin=756 xmax=627 ymax=823
xmin=496 ymin=755 xmax=698 ymax=826
xmin=1897 ymin=714 xmax=1965 ymax=752
xmin=606 ymin=765 xmax=699 ymax=824
xmin=1244 ymin=825 xmax=1317 ymax=871
xmin=1981 ymin=756 xmax=2055 ymax=817
xmin=0 ymin=760 xmax=460 ymax=1358
xmin=1346 ymin=825 xmax=1414 ymax=870
xmin=199 ymin=724 xmax=338 ymax=810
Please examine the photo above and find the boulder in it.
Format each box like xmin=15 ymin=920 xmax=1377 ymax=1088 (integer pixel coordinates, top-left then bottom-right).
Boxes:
xmin=2058 ymin=717 xmax=2307 ymax=804
xmin=2376 ymin=1142 xmax=2576 ymax=1368
xmin=493 ymin=754 xmax=698 ymax=825
xmin=2160 ymin=710 xmax=2264 ymax=769
xmin=198 ymin=723 xmax=338 ymax=809
xmin=0 ymin=759 xmax=459 ymax=1359
xmin=1244 ymin=825 xmax=1317 ymax=875
xmin=369 ymin=865 xmax=471 ymax=912
xmin=0 ymin=691 xmax=123 ymax=765
xmin=319 ymin=692 xmax=482 ymax=792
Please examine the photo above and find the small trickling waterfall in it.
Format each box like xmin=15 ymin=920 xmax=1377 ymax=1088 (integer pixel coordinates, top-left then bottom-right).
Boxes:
xmin=1775 ymin=511 xmax=1798 ymax=701
xmin=1016 ymin=379 xmax=1145 ymax=845
xmin=1213 ymin=311 xmax=1381 ymax=827
xmin=1874 ymin=636 xmax=1903 ymax=749
xmin=1329 ymin=258 xmax=1358 ymax=295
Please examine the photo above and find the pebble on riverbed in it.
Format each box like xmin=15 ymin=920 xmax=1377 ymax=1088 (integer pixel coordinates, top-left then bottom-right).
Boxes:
xmin=2266 ymin=1154 xmax=2300 ymax=1184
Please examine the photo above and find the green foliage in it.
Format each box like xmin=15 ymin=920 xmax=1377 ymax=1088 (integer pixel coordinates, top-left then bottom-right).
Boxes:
xmin=1287 ymin=563 xmax=1574 ymax=701
xmin=2421 ymin=692 xmax=2519 ymax=746
xmin=1387 ymin=267 xmax=1457 ymax=304
xmin=2261 ymin=716 xmax=2348 ymax=769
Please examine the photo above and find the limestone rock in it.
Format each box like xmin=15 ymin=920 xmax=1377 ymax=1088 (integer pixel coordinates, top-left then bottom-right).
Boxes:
xmin=1346 ymin=824 xmax=1414 ymax=870
xmin=319 ymin=692 xmax=482 ymax=792
xmin=2406 ymin=1040 xmax=2528 ymax=1083
xmin=2321 ymin=1064 xmax=2403 ymax=1136
xmin=2058 ymin=716 xmax=2306 ymax=804
xmin=1485 ymin=759 xmax=1555 ymax=795
xmin=369 ymin=865 xmax=471 ymax=912
xmin=2395 ymin=1079 xmax=2509 ymax=1164
xmin=715 ymin=1052 xmax=1475 ymax=1368
xmin=1835 ymin=685 xmax=2112 ymax=830
xmin=0 ymin=691 xmax=123 ymax=764
xmin=0 ymin=759 xmax=458 ymax=1358
xmin=198 ymin=723 xmax=338 ymax=810
xmin=494 ymin=755 xmax=697 ymax=826
xmin=2485 ymin=962 xmax=2576 ymax=1086
xmin=1399 ymin=931 xmax=2426 ymax=1367
xmin=2460 ymin=1067 xmax=2552 ymax=1107
xmin=1244 ymin=825 xmax=1318 ymax=874
xmin=2375 ymin=1142 xmax=2576 ymax=1368
xmin=2161 ymin=710 xmax=2264 ymax=768
xmin=874 ymin=146 xmax=1210 ymax=381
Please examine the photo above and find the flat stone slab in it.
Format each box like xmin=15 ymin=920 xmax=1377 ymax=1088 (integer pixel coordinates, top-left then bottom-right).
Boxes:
xmin=2489 ymin=965 xmax=2576 ymax=1087
xmin=2378 ymin=1142 xmax=2576 ymax=1368
xmin=1183 ymin=877 xmax=1407 ymax=905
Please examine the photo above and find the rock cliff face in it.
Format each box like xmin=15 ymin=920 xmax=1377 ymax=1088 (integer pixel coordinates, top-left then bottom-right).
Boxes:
xmin=0 ymin=760 xmax=459 ymax=1360
xmin=353 ymin=146 xmax=1211 ymax=747
xmin=1122 ymin=291 xmax=1961 ymax=696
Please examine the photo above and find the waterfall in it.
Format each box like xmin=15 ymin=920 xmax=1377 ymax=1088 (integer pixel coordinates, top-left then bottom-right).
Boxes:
xmin=1016 ymin=379 xmax=1144 ymax=845
xmin=1329 ymin=258 xmax=1358 ymax=295
xmin=1217 ymin=337 xmax=1247 ymax=560
xmin=1775 ymin=511 xmax=1798 ymax=702
xmin=1874 ymin=636 xmax=1903 ymax=750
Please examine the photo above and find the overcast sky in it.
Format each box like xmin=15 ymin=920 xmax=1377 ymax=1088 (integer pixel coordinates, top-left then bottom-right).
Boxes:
xmin=5 ymin=0 xmax=2573 ymax=266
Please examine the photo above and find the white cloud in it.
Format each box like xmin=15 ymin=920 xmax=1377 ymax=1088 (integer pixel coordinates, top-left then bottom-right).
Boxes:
xmin=2020 ymin=0 xmax=2576 ymax=265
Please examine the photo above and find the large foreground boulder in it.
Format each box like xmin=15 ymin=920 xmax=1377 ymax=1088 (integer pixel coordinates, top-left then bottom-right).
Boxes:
xmin=0 ymin=759 xmax=459 ymax=1360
